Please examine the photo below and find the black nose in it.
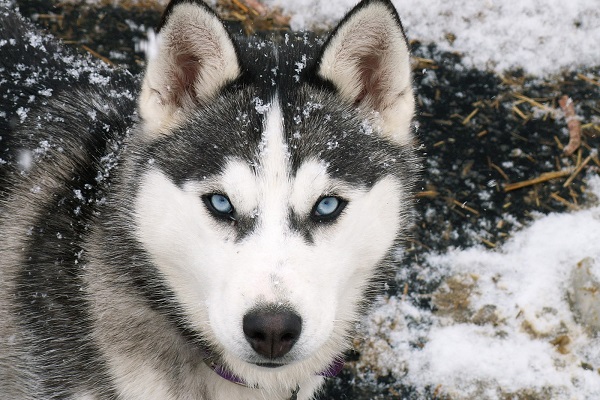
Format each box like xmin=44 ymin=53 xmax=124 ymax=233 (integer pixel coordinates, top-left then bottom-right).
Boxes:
xmin=243 ymin=309 xmax=302 ymax=359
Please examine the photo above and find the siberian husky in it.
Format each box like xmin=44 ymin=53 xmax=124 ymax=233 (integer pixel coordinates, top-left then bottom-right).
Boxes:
xmin=0 ymin=0 xmax=418 ymax=398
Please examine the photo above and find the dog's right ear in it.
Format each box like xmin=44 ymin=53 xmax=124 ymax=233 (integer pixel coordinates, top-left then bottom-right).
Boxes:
xmin=139 ymin=0 xmax=241 ymax=136
xmin=315 ymin=0 xmax=414 ymax=145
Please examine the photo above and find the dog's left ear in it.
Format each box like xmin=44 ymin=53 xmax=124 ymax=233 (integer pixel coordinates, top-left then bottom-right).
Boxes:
xmin=139 ymin=0 xmax=241 ymax=136
xmin=317 ymin=0 xmax=414 ymax=144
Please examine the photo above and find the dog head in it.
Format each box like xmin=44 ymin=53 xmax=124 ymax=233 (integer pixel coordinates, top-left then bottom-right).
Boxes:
xmin=132 ymin=0 xmax=416 ymax=390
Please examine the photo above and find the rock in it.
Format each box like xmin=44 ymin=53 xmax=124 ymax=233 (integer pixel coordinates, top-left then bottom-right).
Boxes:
xmin=432 ymin=274 xmax=478 ymax=323
xmin=569 ymin=257 xmax=600 ymax=334
xmin=472 ymin=304 xmax=500 ymax=326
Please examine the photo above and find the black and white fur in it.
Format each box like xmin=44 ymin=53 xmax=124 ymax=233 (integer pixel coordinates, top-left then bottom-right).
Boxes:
xmin=0 ymin=0 xmax=418 ymax=399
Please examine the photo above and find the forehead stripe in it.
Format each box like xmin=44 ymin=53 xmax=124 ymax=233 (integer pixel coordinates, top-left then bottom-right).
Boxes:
xmin=256 ymin=97 xmax=293 ymax=236
xmin=259 ymin=97 xmax=288 ymax=182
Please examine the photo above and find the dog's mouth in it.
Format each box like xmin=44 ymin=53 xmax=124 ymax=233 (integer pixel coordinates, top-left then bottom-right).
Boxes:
xmin=253 ymin=362 xmax=286 ymax=368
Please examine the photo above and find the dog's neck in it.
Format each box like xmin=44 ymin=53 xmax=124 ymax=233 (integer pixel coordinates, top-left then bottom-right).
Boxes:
xmin=202 ymin=350 xmax=344 ymax=397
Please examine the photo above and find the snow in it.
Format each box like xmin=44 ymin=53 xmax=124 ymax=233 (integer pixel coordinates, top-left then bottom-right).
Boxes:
xmin=90 ymin=0 xmax=598 ymax=75
xmin=263 ymin=0 xmax=600 ymax=76
xmin=360 ymin=175 xmax=600 ymax=399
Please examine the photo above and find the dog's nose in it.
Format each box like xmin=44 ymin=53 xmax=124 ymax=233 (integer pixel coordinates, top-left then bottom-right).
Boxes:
xmin=243 ymin=309 xmax=302 ymax=359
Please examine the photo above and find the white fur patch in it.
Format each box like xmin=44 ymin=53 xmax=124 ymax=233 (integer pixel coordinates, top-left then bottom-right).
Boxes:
xmin=290 ymin=159 xmax=331 ymax=216
xmin=133 ymin=142 xmax=406 ymax=394
xmin=106 ymin=354 xmax=176 ymax=400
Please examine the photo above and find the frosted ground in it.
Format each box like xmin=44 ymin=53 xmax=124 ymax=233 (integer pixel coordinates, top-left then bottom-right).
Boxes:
xmin=360 ymin=176 xmax=600 ymax=399
xmin=267 ymin=0 xmax=600 ymax=76
xmin=119 ymin=0 xmax=600 ymax=76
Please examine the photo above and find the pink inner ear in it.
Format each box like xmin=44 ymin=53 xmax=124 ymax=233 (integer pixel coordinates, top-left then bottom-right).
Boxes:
xmin=356 ymin=52 xmax=384 ymax=108
xmin=171 ymin=51 xmax=201 ymax=107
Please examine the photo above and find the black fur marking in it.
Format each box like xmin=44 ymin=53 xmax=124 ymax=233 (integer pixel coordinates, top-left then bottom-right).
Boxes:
xmin=0 ymin=7 xmax=132 ymax=193
xmin=288 ymin=209 xmax=314 ymax=245
xmin=12 ymin=86 xmax=136 ymax=398
xmin=158 ymin=0 xmax=218 ymax=32
xmin=0 ymin=7 xmax=139 ymax=396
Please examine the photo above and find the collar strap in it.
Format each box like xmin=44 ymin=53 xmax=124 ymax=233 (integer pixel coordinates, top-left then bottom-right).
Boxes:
xmin=317 ymin=358 xmax=345 ymax=378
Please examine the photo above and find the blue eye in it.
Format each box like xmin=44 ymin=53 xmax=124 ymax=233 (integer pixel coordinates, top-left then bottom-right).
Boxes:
xmin=315 ymin=197 xmax=339 ymax=216
xmin=312 ymin=196 xmax=346 ymax=221
xmin=205 ymin=194 xmax=234 ymax=218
